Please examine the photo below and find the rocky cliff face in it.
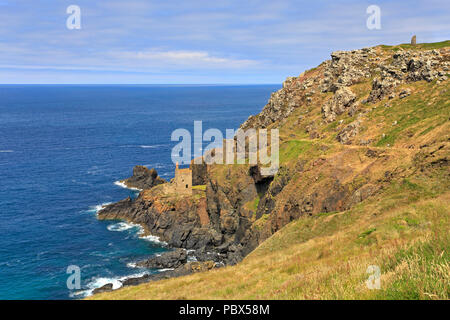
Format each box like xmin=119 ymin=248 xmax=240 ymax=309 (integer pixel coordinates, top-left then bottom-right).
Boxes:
xmin=204 ymin=165 xmax=262 ymax=263
xmin=191 ymin=159 xmax=208 ymax=185
xmin=96 ymin=42 xmax=449 ymax=293
xmin=98 ymin=165 xmax=258 ymax=266
xmin=98 ymin=186 xmax=220 ymax=252
xmin=206 ymin=44 xmax=449 ymax=264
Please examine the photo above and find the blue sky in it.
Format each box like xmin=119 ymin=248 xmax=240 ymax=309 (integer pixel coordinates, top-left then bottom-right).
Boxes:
xmin=0 ymin=0 xmax=449 ymax=84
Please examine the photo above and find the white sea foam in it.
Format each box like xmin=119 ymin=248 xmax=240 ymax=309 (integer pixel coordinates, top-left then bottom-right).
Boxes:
xmin=85 ymin=202 xmax=112 ymax=214
xmin=87 ymin=166 xmax=104 ymax=175
xmin=160 ymin=173 xmax=172 ymax=177
xmin=140 ymin=234 xmax=167 ymax=245
xmin=114 ymin=180 xmax=127 ymax=188
xmin=187 ymin=256 xmax=198 ymax=262
xmin=143 ymin=163 xmax=164 ymax=169
xmin=114 ymin=180 xmax=142 ymax=191
xmin=75 ymin=271 xmax=150 ymax=297
xmin=140 ymin=145 xmax=164 ymax=149
xmin=94 ymin=203 xmax=111 ymax=212
xmin=126 ymin=262 xmax=139 ymax=268
xmin=91 ymin=277 xmax=123 ymax=290
xmin=106 ymin=218 xmax=167 ymax=245
xmin=186 ymin=249 xmax=198 ymax=262
xmin=157 ymin=268 xmax=174 ymax=272
xmin=107 ymin=222 xmax=138 ymax=232
xmin=134 ymin=225 xmax=167 ymax=245
xmin=0 ymin=150 xmax=13 ymax=153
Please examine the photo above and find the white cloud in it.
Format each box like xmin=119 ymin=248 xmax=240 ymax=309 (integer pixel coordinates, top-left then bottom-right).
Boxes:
xmin=0 ymin=49 xmax=260 ymax=74
xmin=112 ymin=50 xmax=259 ymax=68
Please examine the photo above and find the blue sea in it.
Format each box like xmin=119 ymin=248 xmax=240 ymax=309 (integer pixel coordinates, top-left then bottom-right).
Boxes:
xmin=0 ymin=85 xmax=279 ymax=299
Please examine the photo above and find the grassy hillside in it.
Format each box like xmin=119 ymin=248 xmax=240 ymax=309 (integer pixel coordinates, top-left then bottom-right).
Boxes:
xmin=91 ymin=178 xmax=448 ymax=299
xmin=90 ymin=42 xmax=449 ymax=300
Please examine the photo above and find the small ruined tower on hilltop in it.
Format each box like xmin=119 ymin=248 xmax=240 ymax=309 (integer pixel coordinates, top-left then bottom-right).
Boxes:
xmin=174 ymin=162 xmax=192 ymax=195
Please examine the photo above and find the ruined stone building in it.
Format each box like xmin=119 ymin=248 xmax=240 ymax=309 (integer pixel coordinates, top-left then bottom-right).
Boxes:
xmin=174 ymin=162 xmax=192 ymax=195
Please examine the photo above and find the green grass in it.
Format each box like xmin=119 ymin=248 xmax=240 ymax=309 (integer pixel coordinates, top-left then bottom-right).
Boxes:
xmin=401 ymin=178 xmax=421 ymax=191
xmin=90 ymin=187 xmax=449 ymax=300
xmin=376 ymin=115 xmax=421 ymax=146
xmin=253 ymin=213 xmax=269 ymax=231
xmin=250 ymin=196 xmax=260 ymax=212
xmin=245 ymin=195 xmax=261 ymax=216
xmin=91 ymin=137 xmax=450 ymax=300
xmin=375 ymin=83 xmax=450 ymax=147
xmin=358 ymin=228 xmax=377 ymax=238
xmin=381 ymin=40 xmax=450 ymax=51
xmin=378 ymin=226 xmax=449 ymax=299
xmin=279 ymin=140 xmax=313 ymax=164
xmin=404 ymin=217 xmax=420 ymax=227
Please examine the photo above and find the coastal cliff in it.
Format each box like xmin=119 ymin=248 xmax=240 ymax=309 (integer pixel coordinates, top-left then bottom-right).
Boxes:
xmin=94 ymin=41 xmax=449 ymax=298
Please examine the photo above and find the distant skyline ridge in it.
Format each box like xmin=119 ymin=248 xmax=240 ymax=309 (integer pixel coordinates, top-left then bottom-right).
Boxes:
xmin=0 ymin=0 xmax=449 ymax=84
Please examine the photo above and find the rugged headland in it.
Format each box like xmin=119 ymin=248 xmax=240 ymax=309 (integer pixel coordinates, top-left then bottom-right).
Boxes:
xmin=92 ymin=41 xmax=449 ymax=299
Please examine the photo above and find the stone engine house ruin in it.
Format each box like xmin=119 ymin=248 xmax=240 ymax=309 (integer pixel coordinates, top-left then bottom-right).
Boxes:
xmin=174 ymin=162 xmax=192 ymax=195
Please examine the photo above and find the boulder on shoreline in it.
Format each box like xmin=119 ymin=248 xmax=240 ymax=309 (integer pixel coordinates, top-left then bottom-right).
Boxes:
xmin=92 ymin=283 xmax=114 ymax=294
xmin=136 ymin=249 xmax=187 ymax=269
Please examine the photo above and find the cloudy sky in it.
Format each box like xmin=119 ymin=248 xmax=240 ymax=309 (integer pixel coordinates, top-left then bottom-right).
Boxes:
xmin=0 ymin=0 xmax=449 ymax=84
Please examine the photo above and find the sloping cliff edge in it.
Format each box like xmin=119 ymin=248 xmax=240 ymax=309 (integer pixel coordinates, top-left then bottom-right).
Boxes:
xmin=93 ymin=41 xmax=449 ymax=296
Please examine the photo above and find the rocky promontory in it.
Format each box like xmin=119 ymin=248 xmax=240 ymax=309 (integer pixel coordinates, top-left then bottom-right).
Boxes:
xmin=119 ymin=165 xmax=166 ymax=190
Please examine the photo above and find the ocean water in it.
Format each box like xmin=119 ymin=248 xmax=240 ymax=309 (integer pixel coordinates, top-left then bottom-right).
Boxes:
xmin=0 ymin=85 xmax=279 ymax=299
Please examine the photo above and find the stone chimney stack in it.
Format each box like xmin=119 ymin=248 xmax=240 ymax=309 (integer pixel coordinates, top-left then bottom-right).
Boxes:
xmin=176 ymin=162 xmax=179 ymax=170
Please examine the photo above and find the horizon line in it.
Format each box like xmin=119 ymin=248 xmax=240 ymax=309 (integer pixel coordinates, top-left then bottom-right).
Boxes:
xmin=0 ymin=83 xmax=282 ymax=86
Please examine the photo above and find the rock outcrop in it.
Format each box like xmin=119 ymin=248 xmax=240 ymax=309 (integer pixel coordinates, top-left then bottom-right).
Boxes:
xmin=320 ymin=48 xmax=375 ymax=93
xmin=240 ymin=74 xmax=318 ymax=130
xmin=241 ymin=45 xmax=449 ymax=133
xmin=367 ymin=48 xmax=449 ymax=102
xmin=367 ymin=77 xmax=398 ymax=103
xmin=136 ymin=249 xmax=187 ymax=269
xmin=322 ymin=87 xmax=356 ymax=122
xmin=98 ymin=190 xmax=219 ymax=252
xmin=121 ymin=165 xmax=166 ymax=190
xmin=336 ymin=120 xmax=361 ymax=144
